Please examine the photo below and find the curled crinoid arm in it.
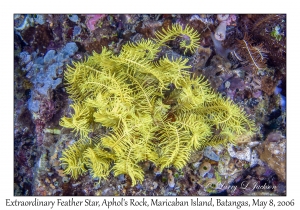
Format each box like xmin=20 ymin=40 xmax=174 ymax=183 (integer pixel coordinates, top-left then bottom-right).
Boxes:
xmin=59 ymin=103 xmax=92 ymax=139
xmin=83 ymin=147 xmax=112 ymax=180
xmin=122 ymin=39 xmax=160 ymax=61
xmin=155 ymin=23 xmax=200 ymax=54
xmin=60 ymin=139 xmax=90 ymax=179
xmin=156 ymin=122 xmax=192 ymax=170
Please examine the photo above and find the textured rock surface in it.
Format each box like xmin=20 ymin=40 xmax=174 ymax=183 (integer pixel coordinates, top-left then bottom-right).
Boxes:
xmin=258 ymin=134 xmax=286 ymax=182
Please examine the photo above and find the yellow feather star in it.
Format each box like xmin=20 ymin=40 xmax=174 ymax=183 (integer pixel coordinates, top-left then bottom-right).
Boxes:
xmin=59 ymin=23 xmax=256 ymax=186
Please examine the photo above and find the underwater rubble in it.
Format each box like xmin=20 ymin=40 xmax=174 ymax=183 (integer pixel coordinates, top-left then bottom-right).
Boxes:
xmin=14 ymin=14 xmax=286 ymax=196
